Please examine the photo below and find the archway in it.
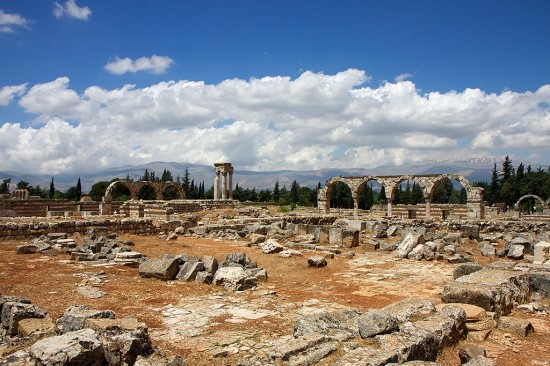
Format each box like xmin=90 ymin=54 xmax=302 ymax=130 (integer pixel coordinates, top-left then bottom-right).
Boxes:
xmin=516 ymin=194 xmax=545 ymax=216
xmin=161 ymin=182 xmax=185 ymax=200
xmin=104 ymin=181 xmax=134 ymax=201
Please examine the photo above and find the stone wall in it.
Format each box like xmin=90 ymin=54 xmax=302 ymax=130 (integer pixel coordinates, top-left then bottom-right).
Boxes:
xmin=391 ymin=204 xmax=469 ymax=220
xmin=0 ymin=218 xmax=160 ymax=240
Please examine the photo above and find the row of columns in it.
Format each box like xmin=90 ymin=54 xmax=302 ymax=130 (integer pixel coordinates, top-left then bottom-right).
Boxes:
xmin=214 ymin=163 xmax=234 ymax=200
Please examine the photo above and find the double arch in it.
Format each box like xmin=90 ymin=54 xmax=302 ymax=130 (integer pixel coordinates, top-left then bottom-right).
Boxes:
xmin=103 ymin=180 xmax=185 ymax=202
xmin=319 ymin=174 xmax=483 ymax=219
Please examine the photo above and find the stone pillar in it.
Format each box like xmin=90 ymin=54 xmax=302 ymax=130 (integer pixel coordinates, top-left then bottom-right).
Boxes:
xmin=100 ymin=196 xmax=112 ymax=215
xmin=353 ymin=193 xmax=359 ymax=218
xmin=222 ymin=171 xmax=228 ymax=199
xmin=425 ymin=198 xmax=432 ymax=219
xmin=229 ymin=168 xmax=234 ymax=199
xmin=214 ymin=170 xmax=220 ymax=200
xmin=387 ymin=200 xmax=393 ymax=217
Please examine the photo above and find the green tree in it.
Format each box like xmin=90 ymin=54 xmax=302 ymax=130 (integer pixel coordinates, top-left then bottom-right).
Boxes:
xmin=49 ymin=178 xmax=55 ymax=199
xmin=0 ymin=179 xmax=10 ymax=194
xmin=161 ymin=169 xmax=173 ymax=182
xmin=290 ymin=180 xmax=300 ymax=204
xmin=76 ymin=177 xmax=82 ymax=201
xmin=89 ymin=181 xmax=110 ymax=201
xmin=182 ymin=168 xmax=191 ymax=194
xmin=272 ymin=181 xmax=280 ymax=202
xmin=411 ymin=182 xmax=425 ymax=204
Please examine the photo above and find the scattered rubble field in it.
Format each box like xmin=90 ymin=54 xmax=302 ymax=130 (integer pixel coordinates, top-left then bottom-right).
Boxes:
xmin=1 ymin=220 xmax=550 ymax=365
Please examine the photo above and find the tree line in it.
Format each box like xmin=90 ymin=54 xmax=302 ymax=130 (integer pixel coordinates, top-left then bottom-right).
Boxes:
xmin=473 ymin=156 xmax=550 ymax=212
xmin=2 ymin=158 xmax=548 ymax=210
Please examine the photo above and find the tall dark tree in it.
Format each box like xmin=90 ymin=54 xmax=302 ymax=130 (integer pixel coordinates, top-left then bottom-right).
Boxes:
xmin=182 ymin=168 xmax=191 ymax=194
xmin=290 ymin=180 xmax=300 ymax=204
xmin=161 ymin=169 xmax=173 ymax=182
xmin=0 ymin=179 xmax=10 ymax=194
xmin=75 ymin=178 xmax=82 ymax=201
xmin=411 ymin=182 xmax=425 ymax=204
xmin=49 ymin=178 xmax=55 ymax=199
xmin=272 ymin=181 xmax=280 ymax=203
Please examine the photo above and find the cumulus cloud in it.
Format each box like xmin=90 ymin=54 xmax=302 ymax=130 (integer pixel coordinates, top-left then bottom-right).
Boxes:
xmin=395 ymin=73 xmax=413 ymax=82
xmin=0 ymin=10 xmax=30 ymax=33
xmin=53 ymin=0 xmax=91 ymax=20
xmin=105 ymin=55 xmax=174 ymax=75
xmin=0 ymin=84 xmax=27 ymax=106
xmin=1 ymin=69 xmax=549 ymax=174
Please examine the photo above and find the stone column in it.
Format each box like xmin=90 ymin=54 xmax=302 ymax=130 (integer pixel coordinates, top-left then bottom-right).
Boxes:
xmin=425 ymin=198 xmax=432 ymax=219
xmin=222 ymin=171 xmax=228 ymax=199
xmin=229 ymin=168 xmax=233 ymax=199
xmin=214 ymin=170 xmax=220 ymax=200
xmin=353 ymin=193 xmax=359 ymax=218
xmin=387 ymin=200 xmax=393 ymax=217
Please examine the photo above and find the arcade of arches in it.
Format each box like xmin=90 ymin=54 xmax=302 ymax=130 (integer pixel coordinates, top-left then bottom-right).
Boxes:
xmin=318 ymin=174 xmax=485 ymax=219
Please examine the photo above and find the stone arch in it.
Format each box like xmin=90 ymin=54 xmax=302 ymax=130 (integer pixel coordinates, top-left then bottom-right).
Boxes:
xmin=160 ymin=181 xmax=186 ymax=199
xmin=425 ymin=174 xmax=472 ymax=201
xmin=135 ymin=181 xmax=159 ymax=200
xmin=385 ymin=175 xmax=417 ymax=202
xmin=104 ymin=180 xmax=136 ymax=201
xmin=516 ymin=194 xmax=545 ymax=213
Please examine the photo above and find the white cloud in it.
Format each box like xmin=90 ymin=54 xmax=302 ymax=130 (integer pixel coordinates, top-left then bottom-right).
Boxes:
xmin=53 ymin=0 xmax=91 ymax=20
xmin=0 ymin=84 xmax=27 ymax=106
xmin=1 ymin=69 xmax=549 ymax=174
xmin=0 ymin=10 xmax=30 ymax=33
xmin=105 ymin=55 xmax=174 ymax=75
xmin=395 ymin=73 xmax=413 ymax=82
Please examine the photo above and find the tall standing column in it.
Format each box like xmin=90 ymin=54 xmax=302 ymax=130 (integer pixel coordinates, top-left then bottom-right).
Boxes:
xmin=353 ymin=193 xmax=359 ymax=218
xmin=214 ymin=170 xmax=220 ymax=200
xmin=229 ymin=168 xmax=233 ymax=199
xmin=222 ymin=171 xmax=227 ymax=199
xmin=387 ymin=199 xmax=393 ymax=217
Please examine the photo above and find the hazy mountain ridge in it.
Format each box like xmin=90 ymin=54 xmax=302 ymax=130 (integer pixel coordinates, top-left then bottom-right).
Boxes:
xmin=0 ymin=157 xmax=513 ymax=193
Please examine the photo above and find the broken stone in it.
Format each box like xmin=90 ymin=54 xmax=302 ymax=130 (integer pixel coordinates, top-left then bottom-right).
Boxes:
xmin=260 ymin=239 xmax=284 ymax=254
xmin=29 ymin=328 xmax=105 ymax=366
xmin=453 ymin=263 xmax=483 ymax=280
xmin=307 ymin=255 xmax=327 ymax=268
xmin=357 ymin=309 xmax=399 ymax=338
xmin=138 ymin=256 xmax=180 ymax=281
xmin=57 ymin=305 xmax=115 ymax=334
xmin=176 ymin=261 xmax=205 ymax=281
xmin=395 ymin=232 xmax=425 ymax=258
xmin=293 ymin=308 xmax=363 ymax=341
xmin=498 ymin=317 xmax=534 ymax=337
xmin=213 ymin=267 xmax=257 ymax=291
xmin=1 ymin=302 xmax=47 ymax=335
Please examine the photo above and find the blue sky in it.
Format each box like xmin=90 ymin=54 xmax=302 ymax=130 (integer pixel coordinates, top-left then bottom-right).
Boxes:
xmin=1 ymin=0 xmax=549 ymax=174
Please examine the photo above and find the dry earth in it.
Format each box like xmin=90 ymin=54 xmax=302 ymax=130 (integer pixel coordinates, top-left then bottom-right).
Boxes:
xmin=1 ymin=216 xmax=549 ymax=365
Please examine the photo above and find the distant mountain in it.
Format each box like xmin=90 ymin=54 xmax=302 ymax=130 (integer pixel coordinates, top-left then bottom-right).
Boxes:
xmin=0 ymin=157 xmax=536 ymax=193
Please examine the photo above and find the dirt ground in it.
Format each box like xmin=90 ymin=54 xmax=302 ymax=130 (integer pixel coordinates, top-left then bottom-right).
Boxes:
xmin=1 ymin=219 xmax=549 ymax=365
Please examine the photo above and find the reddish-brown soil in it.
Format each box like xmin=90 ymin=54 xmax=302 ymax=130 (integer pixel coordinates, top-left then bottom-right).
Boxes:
xmin=1 ymin=223 xmax=549 ymax=365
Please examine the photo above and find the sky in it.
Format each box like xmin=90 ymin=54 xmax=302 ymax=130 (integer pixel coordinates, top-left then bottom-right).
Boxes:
xmin=0 ymin=0 xmax=549 ymax=175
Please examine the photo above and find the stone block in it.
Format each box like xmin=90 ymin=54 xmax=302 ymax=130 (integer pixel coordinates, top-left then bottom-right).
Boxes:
xmin=176 ymin=261 xmax=205 ymax=281
xmin=328 ymin=227 xmax=343 ymax=245
xmin=1 ymin=302 xmax=47 ymax=335
xmin=57 ymin=305 xmax=115 ymax=334
xmin=453 ymin=263 xmax=483 ymax=280
xmin=358 ymin=310 xmax=399 ymax=338
xmin=138 ymin=256 xmax=180 ymax=280
xmin=30 ymin=328 xmax=105 ymax=366
xmin=534 ymin=241 xmax=550 ymax=264
xmin=341 ymin=230 xmax=359 ymax=248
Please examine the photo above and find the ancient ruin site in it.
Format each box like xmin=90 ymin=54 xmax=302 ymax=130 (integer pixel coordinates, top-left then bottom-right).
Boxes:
xmin=1 ymin=163 xmax=550 ymax=366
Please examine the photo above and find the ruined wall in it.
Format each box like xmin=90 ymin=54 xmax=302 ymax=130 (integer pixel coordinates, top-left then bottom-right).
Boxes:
xmin=0 ymin=218 xmax=159 ymax=240
xmin=391 ymin=204 xmax=468 ymax=220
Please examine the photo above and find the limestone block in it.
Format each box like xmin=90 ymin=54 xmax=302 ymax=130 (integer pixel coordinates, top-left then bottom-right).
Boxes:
xmin=176 ymin=261 xmax=205 ymax=281
xmin=534 ymin=241 xmax=550 ymax=264
xmin=1 ymin=302 xmax=47 ymax=335
xmin=395 ymin=232 xmax=425 ymax=258
xmin=357 ymin=310 xmax=399 ymax=338
xmin=341 ymin=230 xmax=359 ymax=248
xmin=307 ymin=255 xmax=327 ymax=268
xmin=328 ymin=227 xmax=343 ymax=245
xmin=294 ymin=308 xmax=363 ymax=340
xmin=202 ymin=255 xmax=218 ymax=275
xmin=460 ymin=224 xmax=480 ymax=240
xmin=213 ymin=267 xmax=257 ymax=291
xmin=30 ymin=328 xmax=105 ymax=366
xmin=57 ymin=305 xmax=115 ymax=334
xmin=17 ymin=316 xmax=55 ymax=337
xmin=138 ymin=256 xmax=180 ymax=280
xmin=260 ymin=239 xmax=284 ymax=254
xmin=453 ymin=263 xmax=483 ymax=280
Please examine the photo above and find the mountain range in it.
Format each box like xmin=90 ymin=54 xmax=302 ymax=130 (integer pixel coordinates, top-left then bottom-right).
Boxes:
xmin=0 ymin=157 xmax=517 ymax=193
